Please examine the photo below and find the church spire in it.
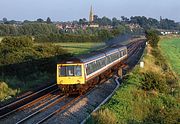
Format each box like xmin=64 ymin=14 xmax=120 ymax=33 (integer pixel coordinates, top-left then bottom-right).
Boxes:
xmin=89 ymin=5 xmax=94 ymax=23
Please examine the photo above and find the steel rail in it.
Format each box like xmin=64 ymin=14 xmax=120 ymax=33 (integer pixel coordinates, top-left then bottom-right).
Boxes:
xmin=0 ymin=84 xmax=57 ymax=119
xmin=35 ymin=95 xmax=82 ymax=124
xmin=15 ymin=94 xmax=67 ymax=124
xmin=19 ymin=89 xmax=59 ymax=110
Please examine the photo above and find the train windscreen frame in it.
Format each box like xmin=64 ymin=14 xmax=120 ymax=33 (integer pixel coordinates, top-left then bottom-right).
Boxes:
xmin=59 ymin=65 xmax=82 ymax=77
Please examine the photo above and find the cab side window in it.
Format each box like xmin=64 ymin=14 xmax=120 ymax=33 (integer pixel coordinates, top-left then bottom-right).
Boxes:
xmin=59 ymin=66 xmax=66 ymax=76
xmin=74 ymin=65 xmax=82 ymax=76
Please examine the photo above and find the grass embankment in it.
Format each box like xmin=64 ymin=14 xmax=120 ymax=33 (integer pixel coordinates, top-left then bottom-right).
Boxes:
xmin=89 ymin=39 xmax=180 ymax=123
xmin=159 ymin=36 xmax=180 ymax=78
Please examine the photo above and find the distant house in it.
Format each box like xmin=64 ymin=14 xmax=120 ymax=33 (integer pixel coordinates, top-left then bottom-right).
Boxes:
xmin=126 ymin=24 xmax=142 ymax=31
xmin=89 ymin=24 xmax=99 ymax=28
xmin=158 ymin=29 xmax=179 ymax=35
xmin=56 ymin=24 xmax=63 ymax=30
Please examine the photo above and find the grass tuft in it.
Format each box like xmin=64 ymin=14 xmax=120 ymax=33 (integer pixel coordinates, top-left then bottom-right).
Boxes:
xmin=90 ymin=109 xmax=117 ymax=124
xmin=0 ymin=82 xmax=18 ymax=101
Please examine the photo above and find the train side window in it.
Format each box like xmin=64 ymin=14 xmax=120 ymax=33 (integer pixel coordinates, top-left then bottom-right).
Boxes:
xmin=124 ymin=50 xmax=127 ymax=55
xmin=86 ymin=64 xmax=90 ymax=75
xmin=116 ymin=52 xmax=119 ymax=59
xmin=120 ymin=51 xmax=122 ymax=57
xmin=123 ymin=50 xmax=125 ymax=55
xmin=92 ymin=62 xmax=97 ymax=72
xmin=74 ymin=65 xmax=82 ymax=76
xmin=119 ymin=51 xmax=121 ymax=57
xmin=121 ymin=51 xmax=123 ymax=56
xmin=100 ymin=58 xmax=106 ymax=67
xmin=110 ymin=54 xmax=114 ymax=62
xmin=87 ymin=62 xmax=93 ymax=75
xmin=107 ymin=55 xmax=111 ymax=64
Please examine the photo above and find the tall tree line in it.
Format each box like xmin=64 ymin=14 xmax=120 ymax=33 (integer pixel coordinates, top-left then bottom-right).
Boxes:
xmin=0 ymin=23 xmax=58 ymax=36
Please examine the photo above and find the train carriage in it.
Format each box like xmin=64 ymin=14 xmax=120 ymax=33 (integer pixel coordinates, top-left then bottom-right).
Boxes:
xmin=57 ymin=45 xmax=127 ymax=94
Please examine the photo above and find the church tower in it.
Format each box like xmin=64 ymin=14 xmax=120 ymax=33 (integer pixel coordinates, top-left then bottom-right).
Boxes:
xmin=89 ymin=5 xmax=94 ymax=23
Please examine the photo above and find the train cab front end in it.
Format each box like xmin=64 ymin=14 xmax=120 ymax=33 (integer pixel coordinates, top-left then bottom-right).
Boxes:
xmin=57 ymin=63 xmax=85 ymax=93
xmin=57 ymin=63 xmax=85 ymax=85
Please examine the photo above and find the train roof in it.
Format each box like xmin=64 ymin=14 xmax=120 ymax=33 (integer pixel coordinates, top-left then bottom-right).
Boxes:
xmin=79 ymin=44 xmax=126 ymax=63
xmin=58 ymin=44 xmax=127 ymax=64
xmin=79 ymin=51 xmax=106 ymax=63
xmin=58 ymin=57 xmax=82 ymax=64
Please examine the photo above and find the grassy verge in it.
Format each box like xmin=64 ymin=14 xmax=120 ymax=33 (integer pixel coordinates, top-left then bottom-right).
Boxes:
xmin=159 ymin=36 xmax=180 ymax=78
xmin=88 ymin=40 xmax=180 ymax=123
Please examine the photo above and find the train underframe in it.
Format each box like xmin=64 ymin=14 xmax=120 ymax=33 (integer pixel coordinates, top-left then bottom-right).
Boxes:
xmin=59 ymin=62 xmax=125 ymax=95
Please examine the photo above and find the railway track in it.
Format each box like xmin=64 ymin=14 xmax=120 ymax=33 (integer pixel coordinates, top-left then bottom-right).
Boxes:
xmin=0 ymin=84 xmax=58 ymax=119
xmin=15 ymin=94 xmax=68 ymax=124
xmin=0 ymin=39 xmax=146 ymax=124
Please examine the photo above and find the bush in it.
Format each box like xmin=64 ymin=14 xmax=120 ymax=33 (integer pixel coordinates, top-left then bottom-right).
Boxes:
xmin=151 ymin=48 xmax=168 ymax=70
xmin=1 ymin=36 xmax=33 ymax=49
xmin=145 ymin=29 xmax=160 ymax=47
xmin=0 ymin=36 xmax=35 ymax=64
xmin=0 ymin=82 xmax=18 ymax=101
xmin=140 ymin=71 xmax=169 ymax=93
xmin=144 ymin=105 xmax=180 ymax=124
xmin=91 ymin=109 xmax=117 ymax=124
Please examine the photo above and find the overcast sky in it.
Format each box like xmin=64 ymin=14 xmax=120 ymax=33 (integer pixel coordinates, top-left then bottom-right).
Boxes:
xmin=0 ymin=0 xmax=180 ymax=22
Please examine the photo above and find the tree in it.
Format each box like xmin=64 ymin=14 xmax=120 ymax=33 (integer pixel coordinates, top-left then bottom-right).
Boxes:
xmin=101 ymin=16 xmax=112 ymax=26
xmin=79 ymin=18 xmax=87 ymax=25
xmin=98 ymin=29 xmax=112 ymax=41
xmin=37 ymin=18 xmax=44 ymax=23
xmin=46 ymin=17 xmax=52 ymax=24
xmin=2 ymin=17 xmax=8 ymax=23
xmin=145 ymin=29 xmax=160 ymax=47
xmin=112 ymin=17 xmax=120 ymax=27
xmin=93 ymin=15 xmax=98 ymax=21
xmin=121 ymin=16 xmax=129 ymax=23
xmin=160 ymin=18 xmax=178 ymax=30
xmin=0 ymin=36 xmax=34 ymax=64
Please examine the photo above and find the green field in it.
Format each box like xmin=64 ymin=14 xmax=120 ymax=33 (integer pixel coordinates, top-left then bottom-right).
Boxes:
xmin=58 ymin=42 xmax=105 ymax=55
xmin=37 ymin=42 xmax=106 ymax=55
xmin=159 ymin=37 xmax=180 ymax=78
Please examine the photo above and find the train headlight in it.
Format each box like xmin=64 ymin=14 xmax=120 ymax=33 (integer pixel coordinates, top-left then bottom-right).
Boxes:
xmin=77 ymin=80 xmax=81 ymax=83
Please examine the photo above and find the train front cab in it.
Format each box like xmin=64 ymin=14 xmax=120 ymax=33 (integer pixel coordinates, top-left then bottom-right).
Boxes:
xmin=57 ymin=63 xmax=85 ymax=93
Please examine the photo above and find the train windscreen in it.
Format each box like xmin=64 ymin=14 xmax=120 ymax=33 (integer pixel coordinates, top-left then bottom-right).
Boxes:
xmin=59 ymin=65 xmax=82 ymax=77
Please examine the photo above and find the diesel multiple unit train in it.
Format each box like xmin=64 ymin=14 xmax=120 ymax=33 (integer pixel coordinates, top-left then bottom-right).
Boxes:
xmin=57 ymin=45 xmax=128 ymax=94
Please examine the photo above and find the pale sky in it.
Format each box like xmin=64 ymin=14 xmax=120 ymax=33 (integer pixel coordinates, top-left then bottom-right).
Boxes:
xmin=0 ymin=0 xmax=180 ymax=22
